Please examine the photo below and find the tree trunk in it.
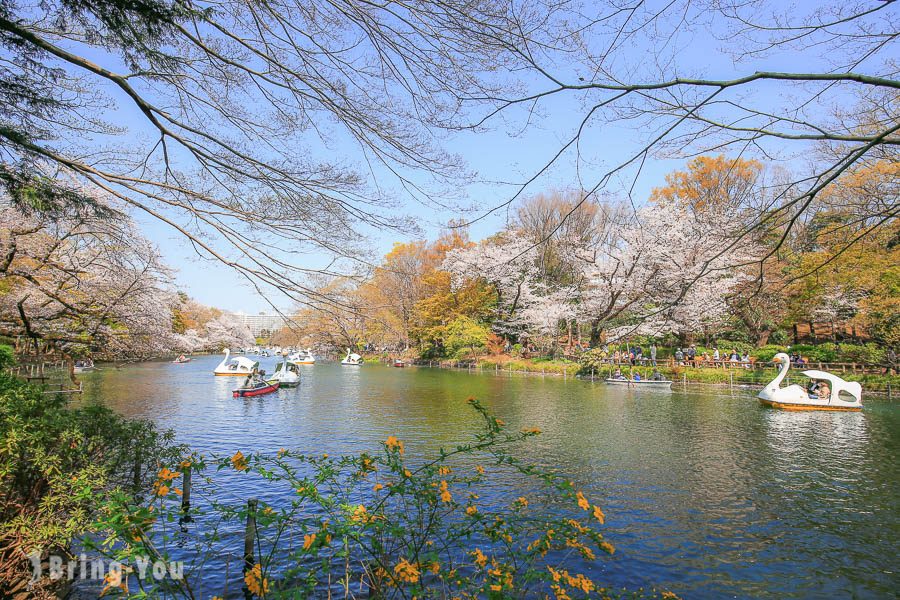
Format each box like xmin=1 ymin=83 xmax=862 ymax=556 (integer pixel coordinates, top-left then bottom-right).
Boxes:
xmin=589 ymin=318 xmax=603 ymax=347
xmin=755 ymin=329 xmax=772 ymax=347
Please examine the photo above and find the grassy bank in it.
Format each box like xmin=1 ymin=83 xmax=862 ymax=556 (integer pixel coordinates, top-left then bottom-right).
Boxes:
xmin=413 ymin=355 xmax=899 ymax=396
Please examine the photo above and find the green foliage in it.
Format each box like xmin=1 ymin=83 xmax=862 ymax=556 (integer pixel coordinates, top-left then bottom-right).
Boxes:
xmin=0 ymin=344 xmax=14 ymax=369
xmin=0 ymin=372 xmax=181 ymax=589
xmin=444 ymin=316 xmax=489 ymax=359
xmin=92 ymin=399 xmax=654 ymax=598
xmin=751 ymin=345 xmax=783 ymax=362
xmin=752 ymin=343 xmax=886 ymax=364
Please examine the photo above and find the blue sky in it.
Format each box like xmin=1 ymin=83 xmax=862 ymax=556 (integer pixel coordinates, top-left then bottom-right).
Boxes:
xmin=104 ymin=2 xmax=895 ymax=314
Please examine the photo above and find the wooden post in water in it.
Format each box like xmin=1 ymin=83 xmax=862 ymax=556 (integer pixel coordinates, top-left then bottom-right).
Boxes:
xmin=181 ymin=467 xmax=192 ymax=513
xmin=243 ymin=499 xmax=258 ymax=600
xmin=682 ymin=373 xmax=687 ymax=387
xmin=729 ymin=372 xmax=733 ymax=389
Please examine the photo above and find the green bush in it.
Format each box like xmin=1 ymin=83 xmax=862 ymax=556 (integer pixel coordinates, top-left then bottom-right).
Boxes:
xmin=0 ymin=371 xmax=181 ymax=594
xmin=0 ymin=344 xmax=13 ymax=369
xmin=444 ymin=316 xmax=489 ymax=359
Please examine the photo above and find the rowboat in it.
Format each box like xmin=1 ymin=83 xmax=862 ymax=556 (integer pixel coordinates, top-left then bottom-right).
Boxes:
xmin=393 ymin=359 xmax=406 ymax=368
xmin=73 ymin=359 xmax=95 ymax=373
xmin=233 ymin=380 xmax=280 ymax=397
xmin=605 ymin=378 xmax=672 ymax=388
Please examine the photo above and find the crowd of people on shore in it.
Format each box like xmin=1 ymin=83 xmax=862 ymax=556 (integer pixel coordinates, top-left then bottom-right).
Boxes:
xmin=598 ymin=344 xmax=753 ymax=368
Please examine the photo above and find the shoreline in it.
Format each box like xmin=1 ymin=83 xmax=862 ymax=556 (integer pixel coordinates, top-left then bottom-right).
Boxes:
xmin=406 ymin=359 xmax=898 ymax=399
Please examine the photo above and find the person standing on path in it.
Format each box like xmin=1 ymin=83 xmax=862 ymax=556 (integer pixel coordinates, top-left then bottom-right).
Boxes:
xmin=650 ymin=344 xmax=657 ymax=366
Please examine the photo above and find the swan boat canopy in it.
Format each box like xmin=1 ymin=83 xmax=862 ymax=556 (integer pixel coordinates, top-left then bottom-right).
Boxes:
xmin=213 ymin=349 xmax=260 ymax=376
xmin=268 ymin=358 xmax=301 ymax=388
xmin=289 ymin=348 xmax=316 ymax=365
xmin=758 ymin=352 xmax=862 ymax=411
xmin=341 ymin=349 xmax=363 ymax=365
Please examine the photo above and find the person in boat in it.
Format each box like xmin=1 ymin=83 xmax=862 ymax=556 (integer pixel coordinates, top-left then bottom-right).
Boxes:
xmin=817 ymin=381 xmax=831 ymax=401
xmin=613 ymin=368 xmax=625 ymax=380
xmin=633 ymin=373 xmax=641 ymax=381
xmin=242 ymin=368 xmax=265 ymax=388
xmin=807 ymin=380 xmax=820 ymax=398
xmin=651 ymin=370 xmax=664 ymax=381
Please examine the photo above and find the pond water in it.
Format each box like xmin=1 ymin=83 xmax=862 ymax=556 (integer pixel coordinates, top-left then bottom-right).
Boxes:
xmin=78 ymin=355 xmax=899 ymax=598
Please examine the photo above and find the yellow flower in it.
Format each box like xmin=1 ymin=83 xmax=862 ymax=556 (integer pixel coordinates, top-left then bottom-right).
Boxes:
xmin=471 ymin=548 xmax=488 ymax=568
xmin=428 ymin=561 xmax=440 ymax=574
xmin=373 ymin=483 xmax=384 ymax=492
xmin=404 ymin=469 xmax=412 ymax=478
xmin=156 ymin=485 xmax=169 ymax=497
xmin=173 ymin=488 xmax=183 ymax=496
xmin=244 ymin=563 xmax=269 ymax=596
xmin=303 ymin=533 xmax=316 ymax=550
xmin=349 ymin=504 xmax=372 ymax=525
xmin=157 ymin=467 xmax=180 ymax=481
xmin=385 ymin=435 xmax=405 ymax=455
xmin=575 ymin=491 xmax=590 ymax=511
xmin=231 ymin=451 xmax=248 ymax=471
xmin=438 ymin=466 xmax=452 ymax=475
xmin=490 ymin=584 xmax=502 ymax=591
xmin=600 ymin=541 xmax=615 ymax=555
xmin=522 ymin=426 xmax=542 ymax=435
xmin=465 ymin=505 xmax=478 ymax=516
xmin=439 ymin=480 xmax=452 ymax=503
xmin=179 ymin=459 xmax=192 ymax=469
xmin=393 ymin=557 xmax=420 ymax=583
xmin=592 ymin=505 xmax=605 ymax=524
xmin=475 ymin=465 xmax=485 ymax=475
xmin=514 ymin=496 xmax=528 ymax=509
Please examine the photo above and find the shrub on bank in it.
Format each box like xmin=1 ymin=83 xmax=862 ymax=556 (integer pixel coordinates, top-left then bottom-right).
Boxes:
xmin=751 ymin=343 xmax=886 ymax=364
xmin=0 ymin=346 xmax=181 ymax=597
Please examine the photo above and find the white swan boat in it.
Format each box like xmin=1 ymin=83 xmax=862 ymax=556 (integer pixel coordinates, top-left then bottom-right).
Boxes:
xmin=213 ymin=348 xmax=260 ymax=376
xmin=341 ymin=349 xmax=363 ymax=365
xmin=289 ymin=348 xmax=316 ymax=365
xmin=758 ymin=352 xmax=862 ymax=411
xmin=268 ymin=357 xmax=300 ymax=388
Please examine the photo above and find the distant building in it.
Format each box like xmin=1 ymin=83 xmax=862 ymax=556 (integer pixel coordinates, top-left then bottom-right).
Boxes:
xmin=225 ymin=311 xmax=291 ymax=337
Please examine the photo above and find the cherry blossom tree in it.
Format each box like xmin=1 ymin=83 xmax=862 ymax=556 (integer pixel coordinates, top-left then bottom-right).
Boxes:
xmin=0 ymin=200 xmax=178 ymax=357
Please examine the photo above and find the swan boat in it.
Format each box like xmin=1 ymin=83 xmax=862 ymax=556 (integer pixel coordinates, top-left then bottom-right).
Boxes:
xmin=289 ymin=348 xmax=316 ymax=365
xmin=268 ymin=358 xmax=301 ymax=388
xmin=758 ymin=352 xmax=862 ymax=411
xmin=341 ymin=349 xmax=363 ymax=365
xmin=213 ymin=349 xmax=260 ymax=376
